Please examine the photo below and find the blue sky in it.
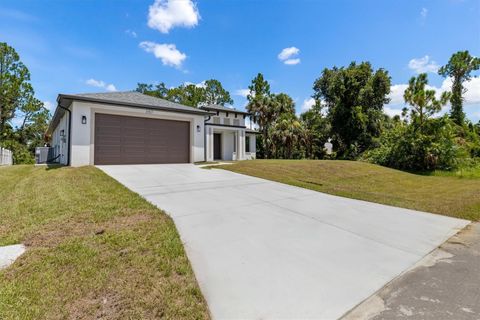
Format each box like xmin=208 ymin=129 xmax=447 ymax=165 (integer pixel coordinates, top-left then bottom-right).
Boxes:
xmin=1 ymin=0 xmax=479 ymax=124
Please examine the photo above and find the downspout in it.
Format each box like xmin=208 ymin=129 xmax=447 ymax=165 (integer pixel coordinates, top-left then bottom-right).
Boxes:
xmin=204 ymin=115 xmax=211 ymax=162
xmin=58 ymin=104 xmax=72 ymax=166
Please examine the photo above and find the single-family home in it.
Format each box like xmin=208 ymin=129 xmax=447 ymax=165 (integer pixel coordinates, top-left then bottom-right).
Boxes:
xmin=46 ymin=91 xmax=257 ymax=166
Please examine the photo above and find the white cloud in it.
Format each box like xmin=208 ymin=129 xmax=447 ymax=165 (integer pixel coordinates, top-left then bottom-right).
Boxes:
xmin=278 ymin=47 xmax=299 ymax=60
xmin=388 ymin=84 xmax=409 ymax=104
xmin=421 ymin=7 xmax=428 ymax=19
xmin=148 ymin=0 xmax=200 ymax=34
xmin=386 ymin=77 xmax=480 ymax=119
xmin=184 ymin=80 xmax=206 ymax=88
xmin=278 ymin=47 xmax=300 ymax=65
xmin=139 ymin=41 xmax=186 ymax=68
xmin=384 ymin=106 xmax=403 ymax=117
xmin=43 ymin=101 xmax=54 ymax=111
xmin=461 ymin=77 xmax=480 ymax=104
xmin=125 ymin=29 xmax=137 ymax=38
xmin=408 ymin=55 xmax=439 ymax=74
xmin=284 ymin=58 xmax=301 ymax=65
xmin=301 ymin=97 xmax=315 ymax=112
xmin=235 ymin=89 xmax=251 ymax=97
xmin=85 ymin=79 xmax=117 ymax=92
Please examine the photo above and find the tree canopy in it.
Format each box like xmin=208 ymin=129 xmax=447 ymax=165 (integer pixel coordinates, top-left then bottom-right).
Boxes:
xmin=439 ymin=50 xmax=480 ymax=126
xmin=402 ymin=73 xmax=450 ymax=132
xmin=136 ymin=79 xmax=233 ymax=108
xmin=313 ymin=61 xmax=391 ymax=158
xmin=0 ymin=42 xmax=50 ymax=163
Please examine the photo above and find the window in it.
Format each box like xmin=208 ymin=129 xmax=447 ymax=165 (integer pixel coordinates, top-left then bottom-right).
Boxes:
xmin=245 ymin=136 xmax=250 ymax=152
xmin=224 ymin=118 xmax=231 ymax=125
xmin=213 ymin=117 xmax=220 ymax=124
xmin=233 ymin=119 xmax=240 ymax=126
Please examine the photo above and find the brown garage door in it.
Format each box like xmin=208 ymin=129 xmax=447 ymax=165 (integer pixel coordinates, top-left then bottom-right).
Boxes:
xmin=94 ymin=113 xmax=190 ymax=165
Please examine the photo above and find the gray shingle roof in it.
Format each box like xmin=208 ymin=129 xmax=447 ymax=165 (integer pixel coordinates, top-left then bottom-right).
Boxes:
xmin=62 ymin=91 xmax=211 ymax=114
xmin=47 ymin=91 xmax=212 ymax=134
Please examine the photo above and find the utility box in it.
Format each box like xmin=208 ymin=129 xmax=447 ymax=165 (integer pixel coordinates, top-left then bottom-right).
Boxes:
xmin=35 ymin=147 xmax=55 ymax=164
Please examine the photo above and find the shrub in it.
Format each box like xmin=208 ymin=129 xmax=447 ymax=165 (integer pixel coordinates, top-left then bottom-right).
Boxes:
xmin=363 ymin=116 xmax=459 ymax=171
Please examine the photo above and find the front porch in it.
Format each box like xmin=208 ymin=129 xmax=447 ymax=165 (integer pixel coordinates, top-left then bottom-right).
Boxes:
xmin=205 ymin=125 xmax=256 ymax=161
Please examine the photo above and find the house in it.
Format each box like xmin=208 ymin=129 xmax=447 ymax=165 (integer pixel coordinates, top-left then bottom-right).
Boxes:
xmin=46 ymin=91 xmax=257 ymax=166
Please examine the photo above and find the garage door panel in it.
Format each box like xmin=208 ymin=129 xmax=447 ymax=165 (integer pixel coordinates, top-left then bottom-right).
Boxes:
xmin=123 ymin=137 xmax=146 ymax=145
xmin=96 ymin=136 xmax=122 ymax=145
xmin=94 ymin=113 xmax=190 ymax=165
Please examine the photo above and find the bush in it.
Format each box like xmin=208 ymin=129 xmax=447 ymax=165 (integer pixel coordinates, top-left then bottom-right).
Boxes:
xmin=363 ymin=116 xmax=459 ymax=171
xmin=0 ymin=140 xmax=35 ymax=164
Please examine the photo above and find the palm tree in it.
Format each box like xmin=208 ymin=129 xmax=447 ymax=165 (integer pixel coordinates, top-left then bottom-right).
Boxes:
xmin=271 ymin=115 xmax=305 ymax=159
xmin=247 ymin=95 xmax=277 ymax=158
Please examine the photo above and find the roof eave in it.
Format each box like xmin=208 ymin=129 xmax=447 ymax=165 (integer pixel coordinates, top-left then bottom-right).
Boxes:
xmin=200 ymin=106 xmax=251 ymax=116
xmin=57 ymin=94 xmax=212 ymax=116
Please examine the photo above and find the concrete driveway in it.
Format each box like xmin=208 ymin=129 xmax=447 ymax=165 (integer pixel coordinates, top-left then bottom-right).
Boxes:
xmin=98 ymin=164 xmax=469 ymax=320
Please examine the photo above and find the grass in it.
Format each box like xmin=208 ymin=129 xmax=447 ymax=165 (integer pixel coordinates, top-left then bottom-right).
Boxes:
xmin=219 ymin=160 xmax=480 ymax=221
xmin=0 ymin=165 xmax=209 ymax=320
xmin=428 ymin=164 xmax=480 ymax=178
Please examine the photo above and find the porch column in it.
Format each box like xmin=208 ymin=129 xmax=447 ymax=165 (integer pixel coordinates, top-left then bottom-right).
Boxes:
xmin=240 ymin=129 xmax=246 ymax=160
xmin=207 ymin=127 xmax=214 ymax=161
xmin=237 ymin=129 xmax=245 ymax=160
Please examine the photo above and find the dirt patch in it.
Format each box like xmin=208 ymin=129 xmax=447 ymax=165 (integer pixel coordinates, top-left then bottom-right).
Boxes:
xmin=24 ymin=213 xmax=154 ymax=248
xmin=67 ymin=291 xmax=125 ymax=320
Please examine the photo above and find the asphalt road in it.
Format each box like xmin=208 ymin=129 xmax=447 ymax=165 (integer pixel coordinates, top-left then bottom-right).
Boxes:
xmin=344 ymin=223 xmax=479 ymax=320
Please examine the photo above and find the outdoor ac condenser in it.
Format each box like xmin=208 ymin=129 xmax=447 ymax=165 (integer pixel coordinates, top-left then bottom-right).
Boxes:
xmin=35 ymin=147 xmax=55 ymax=164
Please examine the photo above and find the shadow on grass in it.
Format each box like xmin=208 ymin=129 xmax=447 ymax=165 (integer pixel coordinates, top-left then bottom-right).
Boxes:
xmin=45 ymin=164 xmax=64 ymax=171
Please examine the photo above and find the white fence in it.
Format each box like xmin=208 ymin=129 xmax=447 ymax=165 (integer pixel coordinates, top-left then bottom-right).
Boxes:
xmin=0 ymin=148 xmax=13 ymax=165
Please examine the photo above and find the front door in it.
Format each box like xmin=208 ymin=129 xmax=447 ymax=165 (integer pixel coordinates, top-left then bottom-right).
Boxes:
xmin=214 ymin=133 xmax=221 ymax=160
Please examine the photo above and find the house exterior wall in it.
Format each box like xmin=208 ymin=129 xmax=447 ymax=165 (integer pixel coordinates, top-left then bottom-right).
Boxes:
xmin=51 ymin=111 xmax=69 ymax=165
xmin=65 ymin=101 xmax=205 ymax=166
xmin=205 ymin=111 xmax=246 ymax=127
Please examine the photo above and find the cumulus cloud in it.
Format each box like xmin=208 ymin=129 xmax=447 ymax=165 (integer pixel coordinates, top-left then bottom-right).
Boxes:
xmin=234 ymin=89 xmax=251 ymax=97
xmin=384 ymin=106 xmax=403 ymax=117
xmin=85 ymin=79 xmax=117 ymax=92
xmin=301 ymin=97 xmax=315 ymax=112
xmin=184 ymin=80 xmax=206 ymax=88
xmin=278 ymin=47 xmax=299 ymax=60
xmin=43 ymin=101 xmax=54 ymax=111
xmin=139 ymin=41 xmax=186 ymax=68
xmin=284 ymin=58 xmax=301 ymax=65
xmin=125 ymin=29 xmax=137 ymax=38
xmin=420 ymin=7 xmax=428 ymax=19
xmin=386 ymin=77 xmax=480 ymax=118
xmin=456 ymin=77 xmax=480 ymax=104
xmin=408 ymin=55 xmax=439 ymax=73
xmin=278 ymin=47 xmax=300 ymax=65
xmin=388 ymin=84 xmax=409 ymax=104
xmin=148 ymin=0 xmax=200 ymax=33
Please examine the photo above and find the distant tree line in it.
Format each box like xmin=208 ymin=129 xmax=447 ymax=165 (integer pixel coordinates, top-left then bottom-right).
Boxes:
xmin=0 ymin=42 xmax=50 ymax=164
xmin=1 ymin=40 xmax=479 ymax=171
xmin=139 ymin=50 xmax=480 ymax=172
xmin=136 ymin=79 xmax=233 ymax=107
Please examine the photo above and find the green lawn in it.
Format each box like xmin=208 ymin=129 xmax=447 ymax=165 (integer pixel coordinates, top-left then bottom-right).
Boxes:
xmin=0 ymin=166 xmax=209 ymax=320
xmin=219 ymin=160 xmax=480 ymax=221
